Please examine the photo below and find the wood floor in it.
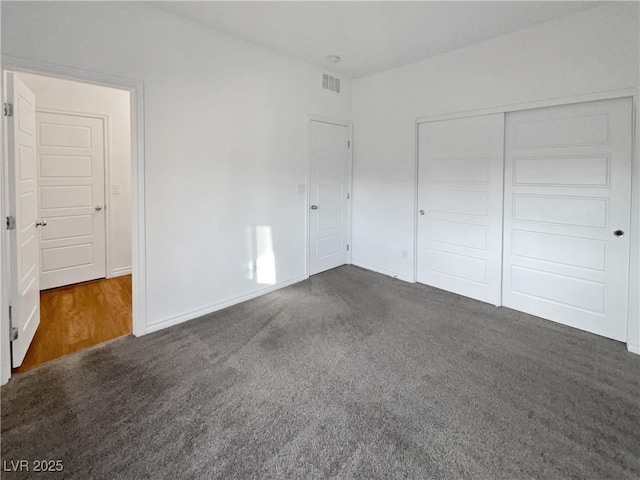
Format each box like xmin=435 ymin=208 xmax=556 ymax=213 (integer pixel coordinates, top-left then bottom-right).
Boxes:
xmin=13 ymin=275 xmax=132 ymax=374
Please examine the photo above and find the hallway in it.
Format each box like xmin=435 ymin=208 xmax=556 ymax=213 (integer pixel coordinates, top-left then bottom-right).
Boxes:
xmin=13 ymin=276 xmax=132 ymax=374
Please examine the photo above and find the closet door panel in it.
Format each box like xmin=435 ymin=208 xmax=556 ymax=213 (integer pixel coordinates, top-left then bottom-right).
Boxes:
xmin=417 ymin=114 xmax=505 ymax=305
xmin=502 ymin=97 xmax=632 ymax=341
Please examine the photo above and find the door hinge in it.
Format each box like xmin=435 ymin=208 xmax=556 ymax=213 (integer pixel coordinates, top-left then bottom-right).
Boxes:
xmin=347 ymin=244 xmax=350 ymax=251
xmin=347 ymin=192 xmax=350 ymax=200
xmin=3 ymin=103 xmax=13 ymax=117
xmin=347 ymin=140 xmax=351 ymax=148
xmin=9 ymin=306 xmax=18 ymax=341
xmin=6 ymin=216 xmax=15 ymax=230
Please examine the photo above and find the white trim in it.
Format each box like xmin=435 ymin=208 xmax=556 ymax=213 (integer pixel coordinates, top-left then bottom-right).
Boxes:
xmin=306 ymin=114 xmax=353 ymax=278
xmin=629 ymin=94 xmax=640 ymax=351
xmin=104 ymin=113 xmax=113 ymax=278
xmin=36 ymin=106 xmax=108 ymax=120
xmin=305 ymin=117 xmax=311 ymax=279
xmin=111 ymin=267 xmax=132 ymax=278
xmin=307 ymin=114 xmax=352 ymax=128
xmin=412 ymin=121 xmax=420 ymax=284
xmin=414 ymin=88 xmax=639 ymax=352
xmin=146 ymin=275 xmax=306 ymax=334
xmin=352 ymin=261 xmax=415 ymax=284
xmin=1 ymin=73 xmax=11 ymax=385
xmin=1 ymin=56 xmax=146 ymax=384
xmin=417 ymin=87 xmax=638 ymax=124
xmin=2 ymin=56 xmax=142 ymax=96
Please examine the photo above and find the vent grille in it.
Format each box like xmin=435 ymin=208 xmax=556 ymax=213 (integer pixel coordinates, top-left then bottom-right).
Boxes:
xmin=322 ymin=73 xmax=340 ymax=94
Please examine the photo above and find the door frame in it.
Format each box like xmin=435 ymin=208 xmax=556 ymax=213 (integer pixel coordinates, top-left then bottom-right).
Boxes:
xmin=1 ymin=55 xmax=147 ymax=385
xmin=414 ymin=87 xmax=639 ymax=352
xmin=305 ymin=114 xmax=353 ymax=278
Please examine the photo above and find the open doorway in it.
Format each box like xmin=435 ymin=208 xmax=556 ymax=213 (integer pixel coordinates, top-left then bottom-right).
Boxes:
xmin=3 ymin=70 xmax=133 ymax=373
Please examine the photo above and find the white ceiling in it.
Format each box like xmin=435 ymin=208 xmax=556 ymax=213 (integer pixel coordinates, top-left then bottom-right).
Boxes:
xmin=151 ymin=1 xmax=604 ymax=79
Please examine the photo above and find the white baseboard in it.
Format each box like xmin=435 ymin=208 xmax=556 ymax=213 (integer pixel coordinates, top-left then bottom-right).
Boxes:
xmin=110 ymin=267 xmax=132 ymax=278
xmin=145 ymin=275 xmax=306 ymax=334
xmin=351 ymin=261 xmax=415 ymax=284
xmin=627 ymin=342 xmax=640 ymax=355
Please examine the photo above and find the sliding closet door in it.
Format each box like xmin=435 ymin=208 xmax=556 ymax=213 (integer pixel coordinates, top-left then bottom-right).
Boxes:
xmin=417 ymin=114 xmax=505 ymax=305
xmin=503 ymin=98 xmax=632 ymax=341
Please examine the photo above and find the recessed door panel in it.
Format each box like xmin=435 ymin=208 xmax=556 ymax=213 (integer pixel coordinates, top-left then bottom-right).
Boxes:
xmin=39 ymin=122 xmax=91 ymax=148
xmin=513 ymin=156 xmax=609 ymax=186
xmin=427 ymin=220 xmax=488 ymax=251
xmin=426 ymin=250 xmax=488 ymax=285
xmin=512 ymin=195 xmax=608 ymax=228
xmin=42 ymin=244 xmax=93 ymax=272
xmin=41 ymin=215 xmax=93 ymax=241
xmin=40 ymin=154 xmax=92 ymax=178
xmin=511 ymin=266 xmax=605 ymax=314
xmin=428 ymin=157 xmax=490 ymax=183
xmin=513 ymin=114 xmax=609 ymax=148
xmin=316 ymin=234 xmax=343 ymax=259
xmin=427 ymin=189 xmax=489 ymax=217
xmin=40 ymin=185 xmax=93 ymax=209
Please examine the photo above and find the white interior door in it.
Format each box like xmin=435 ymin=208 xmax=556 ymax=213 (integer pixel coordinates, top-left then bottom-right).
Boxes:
xmin=309 ymin=120 xmax=350 ymax=275
xmin=417 ymin=114 xmax=505 ymax=305
xmin=6 ymin=73 xmax=40 ymax=367
xmin=503 ymin=97 xmax=632 ymax=341
xmin=36 ymin=112 xmax=106 ymax=290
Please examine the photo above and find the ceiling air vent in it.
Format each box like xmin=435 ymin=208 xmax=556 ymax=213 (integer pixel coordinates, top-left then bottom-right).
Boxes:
xmin=322 ymin=73 xmax=341 ymax=94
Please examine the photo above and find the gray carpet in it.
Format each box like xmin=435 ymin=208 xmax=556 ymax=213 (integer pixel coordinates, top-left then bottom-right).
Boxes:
xmin=2 ymin=265 xmax=639 ymax=480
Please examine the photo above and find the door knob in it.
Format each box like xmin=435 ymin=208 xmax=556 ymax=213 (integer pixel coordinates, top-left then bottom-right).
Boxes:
xmin=95 ymin=205 xmax=103 ymax=211
xmin=35 ymin=220 xmax=47 ymax=228
xmin=614 ymin=229 xmax=625 ymax=237
xmin=310 ymin=205 xmax=318 ymax=210
xmin=419 ymin=210 xmax=425 ymax=216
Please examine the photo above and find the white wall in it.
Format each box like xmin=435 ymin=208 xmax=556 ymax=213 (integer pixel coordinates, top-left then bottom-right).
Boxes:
xmin=1 ymin=1 xmax=352 ymax=332
xmin=351 ymin=3 xmax=640 ymax=347
xmin=3 ymin=2 xmax=638 ymax=353
xmin=18 ymin=72 xmax=132 ymax=278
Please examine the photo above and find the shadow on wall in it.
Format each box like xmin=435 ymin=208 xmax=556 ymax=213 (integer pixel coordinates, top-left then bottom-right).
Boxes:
xmin=245 ymin=225 xmax=276 ymax=285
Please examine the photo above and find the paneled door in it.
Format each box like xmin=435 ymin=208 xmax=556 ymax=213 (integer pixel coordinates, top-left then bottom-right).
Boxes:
xmin=417 ymin=114 xmax=505 ymax=305
xmin=6 ymin=73 xmax=41 ymax=367
xmin=36 ymin=112 xmax=106 ymax=290
xmin=503 ymin=98 xmax=632 ymax=341
xmin=309 ymin=119 xmax=351 ymax=275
